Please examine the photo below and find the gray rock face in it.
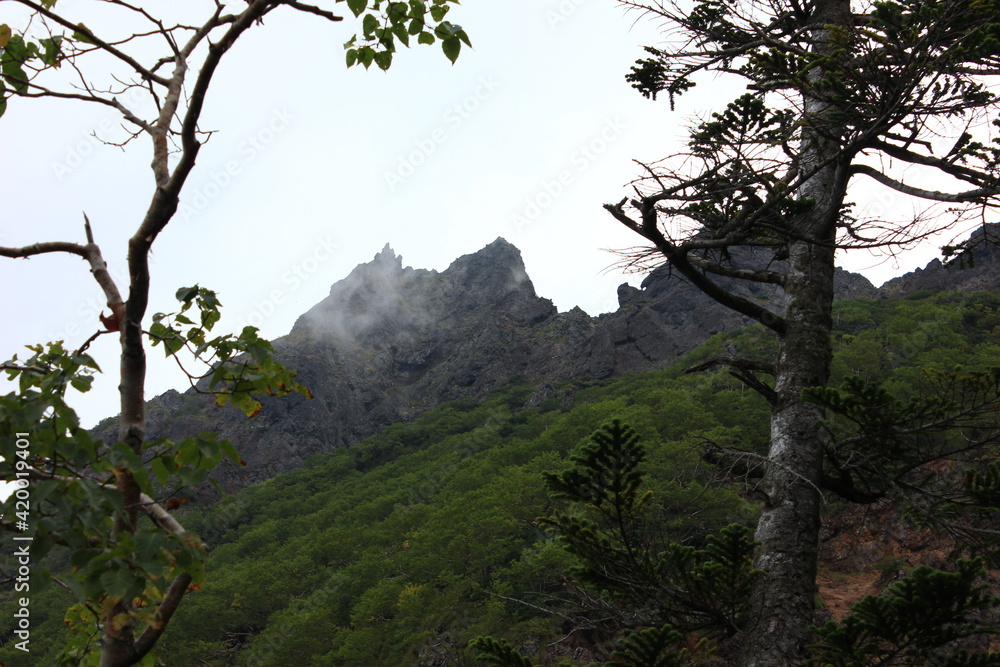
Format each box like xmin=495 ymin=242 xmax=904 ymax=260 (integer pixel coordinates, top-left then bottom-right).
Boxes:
xmin=95 ymin=230 xmax=992 ymax=494
xmin=98 ymin=239 xmax=568 ymax=492
xmin=877 ymin=224 xmax=1000 ymax=297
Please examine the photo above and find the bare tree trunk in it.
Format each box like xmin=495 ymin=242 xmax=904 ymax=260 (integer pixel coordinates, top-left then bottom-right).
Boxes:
xmin=100 ymin=243 xmax=150 ymax=667
xmin=740 ymin=2 xmax=850 ymax=662
xmin=742 ymin=240 xmax=835 ymax=665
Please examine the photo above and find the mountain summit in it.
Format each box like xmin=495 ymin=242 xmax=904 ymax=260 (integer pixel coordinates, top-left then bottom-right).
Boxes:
xmin=95 ymin=231 xmax=996 ymax=493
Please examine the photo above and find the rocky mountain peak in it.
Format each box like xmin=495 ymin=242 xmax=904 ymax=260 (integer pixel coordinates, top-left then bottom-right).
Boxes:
xmin=100 ymin=229 xmax=998 ymax=495
xmin=292 ymin=237 xmax=549 ymax=341
xmin=372 ymin=242 xmax=402 ymax=268
xmin=291 ymin=243 xmax=424 ymax=339
xmin=437 ymin=238 xmax=544 ymax=318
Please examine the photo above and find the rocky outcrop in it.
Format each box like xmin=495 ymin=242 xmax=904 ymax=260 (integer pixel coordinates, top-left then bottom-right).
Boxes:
xmin=878 ymin=223 xmax=1000 ymax=297
xmin=576 ymin=251 xmax=876 ymax=379
xmin=94 ymin=230 xmax=995 ymax=494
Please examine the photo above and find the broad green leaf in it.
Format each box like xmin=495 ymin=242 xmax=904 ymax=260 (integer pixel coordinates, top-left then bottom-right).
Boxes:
xmin=2 ymin=54 xmax=30 ymax=93
xmin=360 ymin=46 xmax=375 ymax=68
xmin=362 ymin=13 xmax=379 ymax=38
xmin=347 ymin=0 xmax=367 ymax=17
xmin=70 ymin=375 xmax=93 ymax=393
xmin=375 ymin=50 xmax=393 ymax=70
xmin=100 ymin=563 xmax=138 ymax=599
xmin=442 ymin=36 xmax=460 ymax=63
xmin=430 ymin=4 xmax=447 ymax=22
xmin=392 ymin=22 xmax=410 ymax=47
xmin=71 ymin=27 xmax=92 ymax=44
xmin=199 ymin=288 xmax=221 ymax=311
xmin=388 ymin=2 xmax=409 ymax=23
xmin=40 ymin=36 xmax=63 ymax=67
xmin=175 ymin=286 xmax=199 ymax=303
xmin=150 ymin=456 xmax=171 ymax=484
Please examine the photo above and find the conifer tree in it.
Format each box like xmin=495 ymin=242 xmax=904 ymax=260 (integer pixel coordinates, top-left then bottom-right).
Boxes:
xmin=605 ymin=2 xmax=1000 ymax=663
xmin=812 ymin=559 xmax=1000 ymax=665
xmin=540 ymin=420 xmax=756 ymax=640
xmin=472 ymin=421 xmax=752 ymax=664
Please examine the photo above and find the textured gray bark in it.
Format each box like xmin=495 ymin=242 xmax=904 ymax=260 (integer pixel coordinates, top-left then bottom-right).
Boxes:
xmin=741 ymin=2 xmax=851 ymax=663
xmin=742 ymin=241 xmax=836 ymax=665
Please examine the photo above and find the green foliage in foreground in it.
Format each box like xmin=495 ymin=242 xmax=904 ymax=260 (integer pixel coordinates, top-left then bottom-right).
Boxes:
xmin=479 ymin=417 xmax=1000 ymax=664
xmin=3 ymin=290 xmax=1000 ymax=664
xmin=0 ymin=286 xmax=310 ymax=665
xmin=540 ymin=420 xmax=756 ymax=640
xmin=471 ymin=624 xmax=708 ymax=667
xmin=156 ymin=371 xmax=754 ymax=666
xmin=475 ymin=419 xmax=742 ymax=665
xmin=812 ymin=559 xmax=1000 ymax=666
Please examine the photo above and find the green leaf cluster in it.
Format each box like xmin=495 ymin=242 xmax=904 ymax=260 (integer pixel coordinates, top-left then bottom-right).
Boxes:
xmin=343 ymin=0 xmax=470 ymax=69
xmin=150 ymin=285 xmax=312 ymax=417
xmin=0 ymin=341 xmax=213 ymax=663
xmin=0 ymin=286 xmax=313 ymax=664
xmin=0 ymin=23 xmax=66 ymax=118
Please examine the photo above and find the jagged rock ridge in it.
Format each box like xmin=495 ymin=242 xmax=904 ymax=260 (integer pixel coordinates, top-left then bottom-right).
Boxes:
xmin=878 ymin=223 xmax=1000 ymax=296
xmin=97 ymin=231 xmax=998 ymax=493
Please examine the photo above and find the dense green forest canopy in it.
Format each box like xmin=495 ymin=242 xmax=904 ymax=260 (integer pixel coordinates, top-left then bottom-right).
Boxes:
xmin=3 ymin=289 xmax=998 ymax=665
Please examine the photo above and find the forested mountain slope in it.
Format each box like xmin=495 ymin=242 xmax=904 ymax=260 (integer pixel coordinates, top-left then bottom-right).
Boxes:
xmin=89 ymin=225 xmax=947 ymax=496
xmin=95 ymin=225 xmax=999 ymax=496
xmin=8 ymin=281 xmax=1000 ymax=665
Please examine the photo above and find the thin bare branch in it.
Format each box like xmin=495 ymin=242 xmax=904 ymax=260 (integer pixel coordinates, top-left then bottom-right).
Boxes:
xmin=852 ymin=164 xmax=1000 ymax=204
xmin=11 ymin=0 xmax=170 ymax=86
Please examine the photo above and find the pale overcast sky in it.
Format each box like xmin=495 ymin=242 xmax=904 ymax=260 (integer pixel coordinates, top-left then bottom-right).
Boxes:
xmin=1 ymin=0 xmax=948 ymax=427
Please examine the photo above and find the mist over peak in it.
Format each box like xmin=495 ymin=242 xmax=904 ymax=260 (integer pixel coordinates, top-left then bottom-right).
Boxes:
xmin=291 ymin=237 xmax=546 ymax=342
xmin=97 ymin=229 xmax=999 ymax=494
